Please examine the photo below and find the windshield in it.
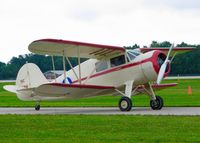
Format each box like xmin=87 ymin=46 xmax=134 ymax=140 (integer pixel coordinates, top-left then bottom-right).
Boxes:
xmin=126 ymin=49 xmax=141 ymax=61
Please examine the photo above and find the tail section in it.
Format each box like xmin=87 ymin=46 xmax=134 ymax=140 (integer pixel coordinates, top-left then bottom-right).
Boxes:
xmin=16 ymin=63 xmax=49 ymax=90
xmin=3 ymin=63 xmax=49 ymax=101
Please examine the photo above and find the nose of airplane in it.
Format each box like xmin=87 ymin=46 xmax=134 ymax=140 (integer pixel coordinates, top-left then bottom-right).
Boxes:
xmin=139 ymin=50 xmax=171 ymax=83
xmin=152 ymin=50 xmax=171 ymax=77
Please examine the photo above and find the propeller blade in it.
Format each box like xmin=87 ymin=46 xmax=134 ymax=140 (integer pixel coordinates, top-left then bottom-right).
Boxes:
xmin=156 ymin=44 xmax=174 ymax=84
xmin=166 ymin=44 xmax=174 ymax=60
xmin=156 ymin=61 xmax=168 ymax=84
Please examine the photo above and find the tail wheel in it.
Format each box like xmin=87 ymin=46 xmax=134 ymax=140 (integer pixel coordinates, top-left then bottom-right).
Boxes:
xmin=119 ymin=97 xmax=132 ymax=111
xmin=35 ymin=104 xmax=40 ymax=111
xmin=150 ymin=96 xmax=164 ymax=110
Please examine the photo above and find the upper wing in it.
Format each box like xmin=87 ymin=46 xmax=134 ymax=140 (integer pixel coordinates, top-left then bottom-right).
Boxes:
xmin=29 ymin=39 xmax=125 ymax=59
xmin=140 ymin=47 xmax=195 ymax=55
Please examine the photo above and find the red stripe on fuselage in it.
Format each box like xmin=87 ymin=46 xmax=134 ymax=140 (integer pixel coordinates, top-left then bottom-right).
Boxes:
xmin=73 ymin=50 xmax=162 ymax=83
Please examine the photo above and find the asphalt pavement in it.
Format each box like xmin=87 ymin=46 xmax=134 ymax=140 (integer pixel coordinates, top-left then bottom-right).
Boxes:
xmin=0 ymin=107 xmax=200 ymax=115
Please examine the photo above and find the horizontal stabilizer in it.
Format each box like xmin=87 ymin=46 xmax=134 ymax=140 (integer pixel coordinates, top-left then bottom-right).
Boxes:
xmin=3 ymin=85 xmax=17 ymax=93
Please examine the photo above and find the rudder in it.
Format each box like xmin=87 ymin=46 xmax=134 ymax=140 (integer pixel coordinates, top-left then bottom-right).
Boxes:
xmin=16 ymin=63 xmax=49 ymax=90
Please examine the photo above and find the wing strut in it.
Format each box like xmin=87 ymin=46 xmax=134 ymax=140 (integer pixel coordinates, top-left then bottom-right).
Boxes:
xmin=63 ymin=50 xmax=66 ymax=82
xmin=77 ymin=46 xmax=81 ymax=84
xmin=65 ymin=56 xmax=79 ymax=80
xmin=83 ymin=60 xmax=103 ymax=84
xmin=51 ymin=56 xmax=57 ymax=82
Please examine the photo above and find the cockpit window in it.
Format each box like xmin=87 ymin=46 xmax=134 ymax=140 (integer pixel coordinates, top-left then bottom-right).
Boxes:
xmin=127 ymin=50 xmax=141 ymax=61
xmin=95 ymin=61 xmax=108 ymax=72
xmin=110 ymin=55 xmax=125 ymax=67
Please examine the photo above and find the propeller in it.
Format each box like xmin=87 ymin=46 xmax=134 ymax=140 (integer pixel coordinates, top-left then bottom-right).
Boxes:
xmin=156 ymin=44 xmax=174 ymax=84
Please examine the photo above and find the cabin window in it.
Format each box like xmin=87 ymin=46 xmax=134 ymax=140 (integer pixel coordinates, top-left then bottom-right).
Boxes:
xmin=95 ymin=61 xmax=108 ymax=72
xmin=110 ymin=55 xmax=125 ymax=67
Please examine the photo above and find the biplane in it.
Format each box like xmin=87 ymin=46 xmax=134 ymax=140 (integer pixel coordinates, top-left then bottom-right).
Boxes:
xmin=4 ymin=39 xmax=195 ymax=111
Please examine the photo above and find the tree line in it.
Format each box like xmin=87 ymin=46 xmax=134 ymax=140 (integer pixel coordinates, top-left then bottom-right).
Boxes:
xmin=0 ymin=41 xmax=199 ymax=79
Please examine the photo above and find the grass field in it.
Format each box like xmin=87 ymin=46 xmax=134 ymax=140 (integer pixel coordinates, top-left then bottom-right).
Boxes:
xmin=0 ymin=79 xmax=200 ymax=107
xmin=0 ymin=115 xmax=199 ymax=143
xmin=0 ymin=80 xmax=200 ymax=143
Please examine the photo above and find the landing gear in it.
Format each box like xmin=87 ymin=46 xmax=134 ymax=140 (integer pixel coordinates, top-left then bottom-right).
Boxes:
xmin=35 ymin=103 xmax=40 ymax=111
xmin=115 ymin=80 xmax=134 ymax=111
xmin=150 ymin=96 xmax=163 ymax=110
xmin=116 ymin=81 xmax=165 ymax=111
xmin=119 ymin=97 xmax=132 ymax=111
xmin=143 ymin=83 xmax=164 ymax=110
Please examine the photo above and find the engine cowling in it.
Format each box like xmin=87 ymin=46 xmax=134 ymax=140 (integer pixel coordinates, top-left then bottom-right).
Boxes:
xmin=140 ymin=50 xmax=170 ymax=82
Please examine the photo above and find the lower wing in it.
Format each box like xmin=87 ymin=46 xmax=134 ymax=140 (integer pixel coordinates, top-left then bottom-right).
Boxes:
xmin=32 ymin=83 xmax=115 ymax=100
xmin=133 ymin=83 xmax=177 ymax=95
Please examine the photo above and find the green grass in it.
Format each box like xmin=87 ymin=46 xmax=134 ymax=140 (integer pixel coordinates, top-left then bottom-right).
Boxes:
xmin=0 ymin=115 xmax=199 ymax=143
xmin=0 ymin=79 xmax=200 ymax=107
xmin=0 ymin=81 xmax=200 ymax=143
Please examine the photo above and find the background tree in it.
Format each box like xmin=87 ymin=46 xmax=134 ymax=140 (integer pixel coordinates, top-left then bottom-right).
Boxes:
xmin=171 ymin=45 xmax=200 ymax=75
xmin=124 ymin=44 xmax=140 ymax=49
xmin=150 ymin=41 xmax=172 ymax=47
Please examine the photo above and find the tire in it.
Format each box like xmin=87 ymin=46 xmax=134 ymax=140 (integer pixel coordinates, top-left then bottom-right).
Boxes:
xmin=35 ymin=104 xmax=40 ymax=111
xmin=118 ymin=97 xmax=132 ymax=111
xmin=150 ymin=96 xmax=164 ymax=110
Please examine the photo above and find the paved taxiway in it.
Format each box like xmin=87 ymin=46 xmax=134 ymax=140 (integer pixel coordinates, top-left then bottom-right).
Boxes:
xmin=0 ymin=107 xmax=200 ymax=115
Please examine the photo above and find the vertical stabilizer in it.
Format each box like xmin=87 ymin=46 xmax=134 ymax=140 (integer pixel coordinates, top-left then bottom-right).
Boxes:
xmin=16 ymin=63 xmax=49 ymax=90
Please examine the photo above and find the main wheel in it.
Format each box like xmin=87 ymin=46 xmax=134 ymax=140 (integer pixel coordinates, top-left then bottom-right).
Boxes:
xmin=35 ymin=104 xmax=40 ymax=111
xmin=150 ymin=96 xmax=163 ymax=110
xmin=118 ymin=97 xmax=132 ymax=111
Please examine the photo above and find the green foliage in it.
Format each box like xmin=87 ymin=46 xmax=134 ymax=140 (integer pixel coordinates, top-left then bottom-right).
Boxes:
xmin=150 ymin=41 xmax=172 ymax=47
xmin=0 ymin=115 xmax=200 ymax=143
xmin=171 ymin=45 xmax=200 ymax=75
xmin=124 ymin=44 xmax=140 ymax=49
xmin=176 ymin=42 xmax=195 ymax=47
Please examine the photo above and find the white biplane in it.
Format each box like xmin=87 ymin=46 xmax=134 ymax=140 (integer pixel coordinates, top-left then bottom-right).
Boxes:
xmin=4 ymin=39 xmax=195 ymax=111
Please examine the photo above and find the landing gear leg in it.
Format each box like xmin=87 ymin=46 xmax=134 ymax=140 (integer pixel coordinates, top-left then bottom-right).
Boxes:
xmin=35 ymin=102 xmax=40 ymax=111
xmin=145 ymin=83 xmax=164 ymax=110
xmin=117 ymin=80 xmax=134 ymax=111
